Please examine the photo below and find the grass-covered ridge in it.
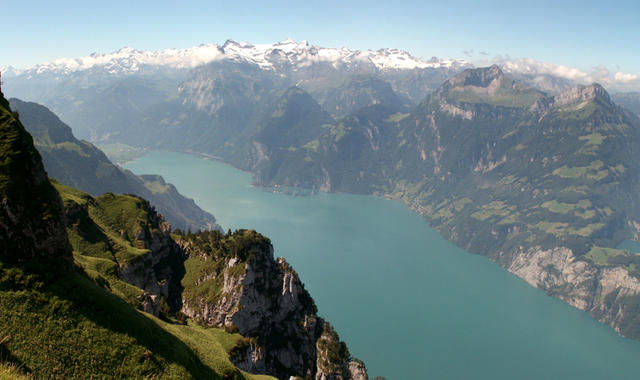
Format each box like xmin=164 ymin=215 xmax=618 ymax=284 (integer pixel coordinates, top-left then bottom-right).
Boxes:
xmin=55 ymin=181 xmax=155 ymax=262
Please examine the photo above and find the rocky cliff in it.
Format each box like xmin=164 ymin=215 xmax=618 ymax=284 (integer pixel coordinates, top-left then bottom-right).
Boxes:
xmin=506 ymin=245 xmax=640 ymax=339
xmin=114 ymin=195 xmax=185 ymax=312
xmin=177 ymin=229 xmax=367 ymax=380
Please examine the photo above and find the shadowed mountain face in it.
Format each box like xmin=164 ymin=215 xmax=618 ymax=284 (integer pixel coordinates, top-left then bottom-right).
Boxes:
xmin=320 ymin=74 xmax=410 ymax=117
xmin=9 ymin=98 xmax=219 ymax=232
xmin=0 ymin=92 xmax=73 ymax=268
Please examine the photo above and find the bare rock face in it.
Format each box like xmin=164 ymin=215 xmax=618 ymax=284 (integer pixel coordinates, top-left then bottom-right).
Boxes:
xmin=347 ymin=360 xmax=368 ymax=380
xmin=552 ymin=83 xmax=611 ymax=107
xmin=508 ymin=246 xmax=597 ymax=310
xmin=447 ymin=64 xmax=504 ymax=89
xmin=178 ymin=229 xmax=367 ymax=380
xmin=507 ymin=246 xmax=640 ymax=338
xmin=532 ymin=83 xmax=613 ymax=117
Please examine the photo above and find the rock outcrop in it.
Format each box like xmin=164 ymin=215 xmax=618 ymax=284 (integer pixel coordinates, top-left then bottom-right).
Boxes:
xmin=506 ymin=246 xmax=640 ymax=339
xmin=177 ymin=229 xmax=367 ymax=380
xmin=114 ymin=197 xmax=186 ymax=313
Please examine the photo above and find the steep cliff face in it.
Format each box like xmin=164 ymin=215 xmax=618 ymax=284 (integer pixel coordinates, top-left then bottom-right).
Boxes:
xmin=0 ymin=91 xmax=73 ymax=269
xmin=506 ymin=246 xmax=640 ymax=339
xmin=315 ymin=323 xmax=368 ymax=380
xmin=177 ymin=229 xmax=367 ymax=380
xmin=113 ymin=197 xmax=186 ymax=313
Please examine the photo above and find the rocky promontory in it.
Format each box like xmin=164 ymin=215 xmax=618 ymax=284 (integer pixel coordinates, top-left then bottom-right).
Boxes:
xmin=177 ymin=229 xmax=368 ymax=380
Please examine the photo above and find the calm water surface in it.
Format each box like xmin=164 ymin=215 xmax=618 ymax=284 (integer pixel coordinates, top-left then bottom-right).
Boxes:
xmin=617 ymin=239 xmax=640 ymax=254
xmin=126 ymin=151 xmax=640 ymax=380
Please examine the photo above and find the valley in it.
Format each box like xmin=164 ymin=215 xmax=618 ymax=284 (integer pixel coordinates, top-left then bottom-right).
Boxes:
xmin=5 ymin=35 xmax=640 ymax=379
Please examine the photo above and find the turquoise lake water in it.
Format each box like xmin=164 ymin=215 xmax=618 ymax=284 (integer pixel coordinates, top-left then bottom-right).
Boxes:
xmin=126 ymin=151 xmax=640 ymax=380
xmin=617 ymin=239 xmax=640 ymax=254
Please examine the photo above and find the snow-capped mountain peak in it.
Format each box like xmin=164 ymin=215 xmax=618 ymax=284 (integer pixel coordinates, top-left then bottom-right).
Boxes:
xmin=0 ymin=65 xmax=20 ymax=77
xmin=14 ymin=39 xmax=470 ymax=76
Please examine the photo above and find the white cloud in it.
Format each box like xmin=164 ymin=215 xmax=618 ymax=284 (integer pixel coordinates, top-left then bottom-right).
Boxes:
xmin=491 ymin=57 xmax=640 ymax=92
xmin=614 ymin=71 xmax=639 ymax=83
xmin=499 ymin=58 xmax=590 ymax=81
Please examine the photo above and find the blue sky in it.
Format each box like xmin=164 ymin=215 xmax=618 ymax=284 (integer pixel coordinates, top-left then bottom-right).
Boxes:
xmin=3 ymin=0 xmax=639 ymax=76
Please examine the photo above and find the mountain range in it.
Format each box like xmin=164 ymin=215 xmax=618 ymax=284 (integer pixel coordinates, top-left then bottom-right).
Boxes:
xmin=2 ymin=39 xmax=469 ymax=76
xmin=5 ymin=38 xmax=640 ymax=371
xmin=5 ymin=40 xmax=640 ymax=154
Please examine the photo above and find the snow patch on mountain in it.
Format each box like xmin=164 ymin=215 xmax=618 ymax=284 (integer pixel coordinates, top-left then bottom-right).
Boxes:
xmin=28 ymin=45 xmax=224 ymax=75
xmin=0 ymin=66 xmax=20 ymax=77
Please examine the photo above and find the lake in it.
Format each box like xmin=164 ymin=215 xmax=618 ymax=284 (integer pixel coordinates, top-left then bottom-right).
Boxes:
xmin=126 ymin=151 xmax=640 ymax=379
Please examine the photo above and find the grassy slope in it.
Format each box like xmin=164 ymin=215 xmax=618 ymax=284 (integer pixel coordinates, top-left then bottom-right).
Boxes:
xmin=0 ymin=191 xmax=275 ymax=379
xmin=0 ymin=362 xmax=28 ymax=380
xmin=0 ymin=258 xmax=273 ymax=379
xmin=48 ymin=182 xmax=275 ymax=379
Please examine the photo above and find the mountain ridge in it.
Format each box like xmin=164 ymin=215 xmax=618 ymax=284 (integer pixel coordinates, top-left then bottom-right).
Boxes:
xmin=9 ymin=97 xmax=219 ymax=231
